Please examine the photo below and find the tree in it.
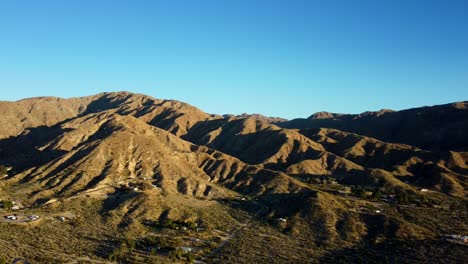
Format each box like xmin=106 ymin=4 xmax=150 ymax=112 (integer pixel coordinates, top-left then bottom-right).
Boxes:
xmin=372 ymin=190 xmax=382 ymax=201
xmin=1 ymin=200 xmax=13 ymax=210
xmin=396 ymin=191 xmax=410 ymax=204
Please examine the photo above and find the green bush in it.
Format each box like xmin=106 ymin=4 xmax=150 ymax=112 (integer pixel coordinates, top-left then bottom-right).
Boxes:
xmin=0 ymin=200 xmax=13 ymax=210
xmin=153 ymin=219 xmax=198 ymax=231
xmin=186 ymin=252 xmax=195 ymax=263
xmin=169 ymin=248 xmax=182 ymax=261
xmin=396 ymin=191 xmax=410 ymax=204
xmin=371 ymin=190 xmax=382 ymax=201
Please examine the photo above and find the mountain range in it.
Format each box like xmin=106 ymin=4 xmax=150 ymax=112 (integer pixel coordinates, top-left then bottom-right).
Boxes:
xmin=0 ymin=92 xmax=466 ymax=263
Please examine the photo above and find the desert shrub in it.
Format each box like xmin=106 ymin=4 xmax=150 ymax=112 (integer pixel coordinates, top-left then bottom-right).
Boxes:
xmin=108 ymin=238 xmax=136 ymax=261
xmin=351 ymin=186 xmax=367 ymax=198
xmin=208 ymin=241 xmax=218 ymax=250
xmin=0 ymin=200 xmax=13 ymax=210
xmin=169 ymin=248 xmax=194 ymax=262
xmin=0 ymin=165 xmax=7 ymax=175
xmin=186 ymin=252 xmax=195 ymax=263
xmin=371 ymin=190 xmax=382 ymax=201
xmin=396 ymin=191 xmax=410 ymax=204
xmin=169 ymin=248 xmax=184 ymax=261
xmin=153 ymin=219 xmax=198 ymax=231
xmin=125 ymin=238 xmax=136 ymax=252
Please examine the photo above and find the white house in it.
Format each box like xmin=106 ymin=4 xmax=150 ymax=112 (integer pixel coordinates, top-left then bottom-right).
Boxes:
xmin=5 ymin=215 xmax=17 ymax=220
xmin=178 ymin=246 xmax=194 ymax=253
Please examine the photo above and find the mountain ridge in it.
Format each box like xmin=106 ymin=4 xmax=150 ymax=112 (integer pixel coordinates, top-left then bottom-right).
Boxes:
xmin=0 ymin=92 xmax=466 ymax=263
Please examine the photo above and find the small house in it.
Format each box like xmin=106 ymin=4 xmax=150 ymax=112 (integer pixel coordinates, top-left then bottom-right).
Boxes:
xmin=29 ymin=215 xmax=40 ymax=221
xmin=5 ymin=215 xmax=17 ymax=220
xmin=178 ymin=247 xmax=194 ymax=254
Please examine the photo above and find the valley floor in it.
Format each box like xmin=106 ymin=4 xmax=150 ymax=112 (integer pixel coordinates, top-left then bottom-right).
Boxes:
xmin=0 ymin=190 xmax=466 ymax=263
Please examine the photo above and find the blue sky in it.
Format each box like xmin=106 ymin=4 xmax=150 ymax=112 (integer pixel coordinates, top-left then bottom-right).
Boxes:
xmin=0 ymin=0 xmax=467 ymax=118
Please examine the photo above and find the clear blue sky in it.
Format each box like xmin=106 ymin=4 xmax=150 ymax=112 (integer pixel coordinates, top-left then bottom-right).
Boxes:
xmin=0 ymin=0 xmax=467 ymax=118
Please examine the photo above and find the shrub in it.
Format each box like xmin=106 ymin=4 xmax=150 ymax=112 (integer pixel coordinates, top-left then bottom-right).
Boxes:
xmin=186 ymin=252 xmax=195 ymax=263
xmin=0 ymin=165 xmax=7 ymax=175
xmin=0 ymin=200 xmax=13 ymax=210
xmin=396 ymin=191 xmax=410 ymax=204
xmin=371 ymin=190 xmax=382 ymax=201
xmin=351 ymin=186 xmax=367 ymax=198
xmin=168 ymin=248 xmax=185 ymax=261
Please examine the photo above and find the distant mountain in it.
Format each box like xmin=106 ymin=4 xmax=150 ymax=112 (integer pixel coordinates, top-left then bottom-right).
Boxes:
xmin=277 ymin=102 xmax=468 ymax=151
xmin=182 ymin=115 xmax=466 ymax=197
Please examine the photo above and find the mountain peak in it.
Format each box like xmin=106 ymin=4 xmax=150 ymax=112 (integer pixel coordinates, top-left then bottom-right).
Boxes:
xmin=308 ymin=111 xmax=339 ymax=119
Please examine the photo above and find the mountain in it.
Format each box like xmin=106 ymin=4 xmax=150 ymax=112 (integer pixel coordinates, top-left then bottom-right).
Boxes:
xmin=0 ymin=92 xmax=466 ymax=263
xmin=183 ymin=115 xmax=466 ymax=197
xmin=0 ymin=92 xmax=219 ymax=140
xmin=1 ymin=111 xmax=305 ymax=201
xmin=278 ymin=102 xmax=468 ymax=152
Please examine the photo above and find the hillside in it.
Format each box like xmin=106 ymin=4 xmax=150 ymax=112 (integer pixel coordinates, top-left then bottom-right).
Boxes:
xmin=278 ymin=101 xmax=468 ymax=152
xmin=0 ymin=92 xmax=466 ymax=263
xmin=0 ymin=92 xmax=219 ymax=140
xmin=183 ymin=115 xmax=467 ymax=198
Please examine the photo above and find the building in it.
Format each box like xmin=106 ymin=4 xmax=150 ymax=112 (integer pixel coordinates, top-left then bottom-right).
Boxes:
xmin=5 ymin=215 xmax=17 ymax=220
xmin=29 ymin=215 xmax=40 ymax=221
xmin=178 ymin=246 xmax=194 ymax=254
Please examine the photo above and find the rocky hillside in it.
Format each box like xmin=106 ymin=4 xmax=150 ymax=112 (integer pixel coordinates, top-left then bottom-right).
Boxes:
xmin=278 ymin=102 xmax=468 ymax=152
xmin=1 ymin=92 xmax=466 ymax=199
xmin=0 ymin=92 xmax=219 ymax=139
xmin=0 ymin=92 xmax=466 ymax=263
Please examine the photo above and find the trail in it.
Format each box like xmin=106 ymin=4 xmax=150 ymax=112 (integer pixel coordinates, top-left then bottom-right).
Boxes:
xmin=203 ymin=202 xmax=269 ymax=260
